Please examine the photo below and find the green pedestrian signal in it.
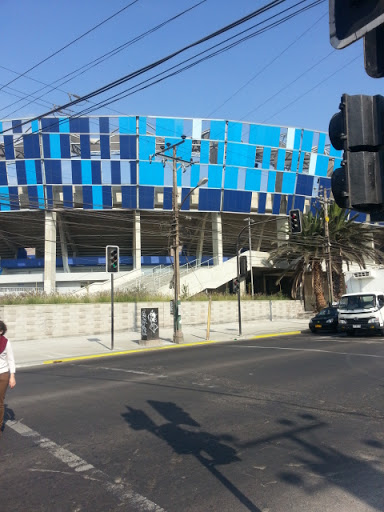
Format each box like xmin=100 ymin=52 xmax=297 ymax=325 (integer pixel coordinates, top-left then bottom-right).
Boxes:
xmin=106 ymin=245 xmax=119 ymax=273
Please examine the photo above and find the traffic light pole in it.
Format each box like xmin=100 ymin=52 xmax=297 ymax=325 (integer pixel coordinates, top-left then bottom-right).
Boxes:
xmin=111 ymin=274 xmax=114 ymax=350
xmin=323 ymin=191 xmax=334 ymax=306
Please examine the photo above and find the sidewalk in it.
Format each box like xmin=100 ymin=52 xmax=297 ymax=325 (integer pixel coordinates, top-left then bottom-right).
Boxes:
xmin=12 ymin=318 xmax=310 ymax=368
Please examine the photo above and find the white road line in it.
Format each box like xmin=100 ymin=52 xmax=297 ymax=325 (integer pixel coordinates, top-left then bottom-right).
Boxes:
xmin=77 ymin=364 xmax=167 ymax=378
xmin=6 ymin=420 xmax=166 ymax=512
xmin=231 ymin=345 xmax=384 ymax=359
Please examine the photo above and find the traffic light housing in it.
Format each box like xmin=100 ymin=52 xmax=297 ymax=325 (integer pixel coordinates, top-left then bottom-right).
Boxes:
xmin=233 ymin=278 xmax=240 ymax=294
xmin=289 ymin=209 xmax=302 ymax=234
xmin=329 ymin=94 xmax=384 ymax=213
xmin=106 ymin=245 xmax=119 ymax=273
xmin=240 ymin=256 xmax=247 ymax=277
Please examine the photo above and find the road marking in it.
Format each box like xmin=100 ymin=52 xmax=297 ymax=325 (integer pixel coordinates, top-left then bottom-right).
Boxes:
xmin=232 ymin=345 xmax=384 ymax=359
xmin=6 ymin=420 xmax=166 ymax=512
xmin=77 ymin=364 xmax=167 ymax=378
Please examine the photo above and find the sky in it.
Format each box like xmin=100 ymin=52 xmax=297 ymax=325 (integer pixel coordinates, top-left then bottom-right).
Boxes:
xmin=0 ymin=0 xmax=382 ymax=134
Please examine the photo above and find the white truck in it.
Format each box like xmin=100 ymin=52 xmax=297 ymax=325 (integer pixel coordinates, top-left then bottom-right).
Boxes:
xmin=338 ymin=269 xmax=384 ymax=335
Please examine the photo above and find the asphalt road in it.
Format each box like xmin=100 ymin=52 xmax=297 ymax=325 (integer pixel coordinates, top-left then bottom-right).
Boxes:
xmin=1 ymin=332 xmax=384 ymax=512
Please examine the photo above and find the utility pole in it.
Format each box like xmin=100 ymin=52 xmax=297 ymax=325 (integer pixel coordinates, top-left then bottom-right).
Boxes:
xmin=172 ymin=146 xmax=183 ymax=344
xmin=246 ymin=217 xmax=254 ymax=297
xmin=323 ymin=189 xmax=334 ymax=306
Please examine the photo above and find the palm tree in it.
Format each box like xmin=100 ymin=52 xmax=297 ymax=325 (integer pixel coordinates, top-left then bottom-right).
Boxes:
xmin=269 ymin=202 xmax=382 ymax=311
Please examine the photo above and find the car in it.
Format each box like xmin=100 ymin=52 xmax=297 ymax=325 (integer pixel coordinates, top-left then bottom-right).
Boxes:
xmin=309 ymin=306 xmax=339 ymax=333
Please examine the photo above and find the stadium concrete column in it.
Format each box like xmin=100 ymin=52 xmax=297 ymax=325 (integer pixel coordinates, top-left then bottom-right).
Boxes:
xmin=196 ymin=213 xmax=208 ymax=265
xmin=133 ymin=211 xmax=141 ymax=270
xmin=44 ymin=211 xmax=57 ymax=294
xmin=212 ymin=213 xmax=223 ymax=265
xmin=276 ymin=217 xmax=289 ymax=246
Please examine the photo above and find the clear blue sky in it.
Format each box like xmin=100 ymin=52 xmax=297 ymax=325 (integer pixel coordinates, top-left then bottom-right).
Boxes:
xmin=0 ymin=0 xmax=382 ymax=133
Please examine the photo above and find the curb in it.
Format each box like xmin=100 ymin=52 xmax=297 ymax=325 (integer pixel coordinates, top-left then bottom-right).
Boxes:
xmin=41 ymin=330 xmax=303 ymax=366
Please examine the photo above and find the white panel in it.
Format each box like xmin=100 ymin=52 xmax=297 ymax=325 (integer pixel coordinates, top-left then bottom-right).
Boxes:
xmin=308 ymin=153 xmax=317 ymax=175
xmin=192 ymin=119 xmax=202 ymax=140
xmin=286 ymin=127 xmax=295 ymax=150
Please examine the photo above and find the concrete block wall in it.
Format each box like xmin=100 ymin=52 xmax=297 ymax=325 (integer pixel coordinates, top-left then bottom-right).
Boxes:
xmin=0 ymin=300 xmax=305 ymax=341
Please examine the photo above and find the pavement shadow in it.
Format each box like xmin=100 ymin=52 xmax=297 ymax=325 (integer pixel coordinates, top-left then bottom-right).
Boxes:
xmin=87 ymin=338 xmax=111 ymax=350
xmin=121 ymin=401 xmax=262 ymax=512
xmin=266 ymin=414 xmax=384 ymax=512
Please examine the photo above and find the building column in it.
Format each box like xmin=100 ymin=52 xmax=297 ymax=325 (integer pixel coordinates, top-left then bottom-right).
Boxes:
xmin=212 ymin=213 xmax=223 ymax=266
xmin=44 ymin=211 xmax=57 ymax=294
xmin=57 ymin=214 xmax=70 ymax=273
xmin=133 ymin=211 xmax=141 ymax=270
xmin=276 ymin=217 xmax=289 ymax=246
xmin=196 ymin=213 xmax=208 ymax=265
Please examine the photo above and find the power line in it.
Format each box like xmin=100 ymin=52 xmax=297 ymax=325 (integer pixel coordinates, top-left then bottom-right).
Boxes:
xmin=0 ymin=0 xmax=140 ymax=96
xmin=0 ymin=0 xmax=207 ymax=118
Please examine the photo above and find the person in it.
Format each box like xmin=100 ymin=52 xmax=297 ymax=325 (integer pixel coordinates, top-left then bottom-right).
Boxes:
xmin=0 ymin=321 xmax=16 ymax=435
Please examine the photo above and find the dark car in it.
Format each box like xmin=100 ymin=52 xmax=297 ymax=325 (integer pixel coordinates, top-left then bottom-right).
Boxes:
xmin=309 ymin=306 xmax=339 ymax=333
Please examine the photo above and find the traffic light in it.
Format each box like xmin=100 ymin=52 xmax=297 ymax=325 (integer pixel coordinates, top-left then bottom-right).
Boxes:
xmin=240 ymin=256 xmax=247 ymax=277
xmin=289 ymin=209 xmax=302 ymax=234
xmin=233 ymin=278 xmax=240 ymax=294
xmin=329 ymin=94 xmax=384 ymax=213
xmin=106 ymin=245 xmax=119 ymax=273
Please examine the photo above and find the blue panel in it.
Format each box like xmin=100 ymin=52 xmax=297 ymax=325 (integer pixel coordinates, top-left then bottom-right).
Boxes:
xmin=302 ymin=130 xmax=314 ymax=152
xmin=258 ymin=192 xmax=266 ymax=213
xmin=315 ymin=155 xmax=329 ymax=176
xmin=70 ymin=118 xmax=89 ymax=133
xmin=59 ymin=117 xmax=70 ymax=133
xmin=0 ymin=162 xmax=7 ymax=186
xmin=281 ymin=172 xmax=296 ymax=194
xmin=245 ymin=169 xmax=261 ymax=191
xmin=111 ymin=161 xmax=121 ymax=184
xmin=267 ymin=171 xmax=276 ymax=192
xmin=294 ymin=196 xmax=305 ymax=211
xmin=291 ymin=150 xmax=299 ymax=171
xmin=139 ymin=186 xmax=154 ymax=209
xmin=23 ymin=134 xmax=40 ymax=158
xmin=91 ymin=161 xmax=102 ymax=184
xmin=177 ymin=166 xmax=182 ymax=187
xmin=294 ymin=129 xmax=301 ymax=149
xmin=83 ymin=186 xmax=93 ymax=209
xmin=72 ymin=160 xmax=82 ymax=184
xmin=16 ymin=161 xmax=26 ymax=185
xmin=319 ymin=177 xmax=331 ymax=194
xmin=81 ymin=160 xmax=92 ymax=184
xmin=226 ymin=143 xmax=255 ymax=167
xmin=28 ymin=186 xmax=39 ymax=209
xmin=181 ymin=188 xmax=191 ymax=210
xmin=45 ymin=160 xmax=62 ymax=184
xmin=156 ymin=118 xmax=183 ymax=137
xmin=122 ymin=185 xmax=137 ymax=208
xmin=42 ymin=134 xmax=50 ymax=158
xmin=130 ymin=162 xmax=137 ymax=184
xmin=4 ymin=135 xmax=15 ymax=160
xmin=42 ymin=118 xmax=58 ymax=133
xmin=200 ymin=140 xmax=209 ymax=163
xmin=31 ymin=120 xmax=39 ymax=133
xmin=318 ymin=132 xmax=326 ymax=154
xmin=191 ymin=164 xmax=200 ymax=187
xmin=35 ymin=160 xmax=42 ymax=184
xmin=102 ymin=186 xmax=112 ymax=209
xmin=60 ymin=134 xmax=70 ymax=158
xmin=163 ymin=187 xmax=172 ymax=209
xmin=329 ymin=144 xmax=342 ymax=158
xmin=120 ymin=135 xmax=136 ymax=159
xmin=139 ymin=136 xmax=155 ymax=160
xmin=276 ymin=149 xmax=286 ymax=171
xmin=177 ymin=138 xmax=192 ymax=161
xmin=62 ymin=186 xmax=73 ymax=208
xmin=50 ymin=134 xmax=61 ymax=158
xmin=296 ymin=174 xmax=314 ymax=196
xmin=208 ymin=165 xmax=222 ymax=188
xmin=99 ymin=117 xmax=110 ymax=134
xmin=119 ymin=117 xmax=136 ymax=134
xmin=9 ymin=186 xmax=19 ymax=209
xmin=12 ymin=120 xmax=22 ymax=134
xmin=210 ymin=120 xmax=225 ymax=140
xmin=100 ymin=135 xmax=110 ymax=159
xmin=223 ymin=190 xmax=252 ymax=213
xmin=139 ymin=161 xmax=164 ymax=186
xmin=36 ymin=185 xmax=44 ymax=207
xmin=198 ymin=188 xmax=221 ymax=211
xmin=249 ymin=124 xmax=280 ymax=147
xmin=46 ymin=186 xmax=53 ymax=209
xmin=139 ymin=117 xmax=147 ymax=134
xmin=217 ymin=142 xmax=225 ymax=164
xmin=333 ymin=157 xmax=342 ymax=170
xmin=224 ymin=166 xmax=238 ymax=189
xmin=272 ymin=194 xmax=281 ymax=214
xmin=262 ymin=147 xmax=271 ymax=169
xmin=227 ymin=122 xmax=242 ymax=142
xmin=80 ymin=135 xmax=90 ymax=159
xmin=298 ymin=152 xmax=305 ymax=173
xmin=92 ymin=186 xmax=103 ymax=210
xmin=0 ymin=187 xmax=10 ymax=210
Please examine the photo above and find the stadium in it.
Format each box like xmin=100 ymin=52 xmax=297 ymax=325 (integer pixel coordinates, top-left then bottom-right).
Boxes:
xmin=0 ymin=114 xmax=375 ymax=300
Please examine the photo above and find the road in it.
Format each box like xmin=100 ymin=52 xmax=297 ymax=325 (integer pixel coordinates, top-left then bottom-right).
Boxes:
xmin=1 ymin=332 xmax=384 ymax=512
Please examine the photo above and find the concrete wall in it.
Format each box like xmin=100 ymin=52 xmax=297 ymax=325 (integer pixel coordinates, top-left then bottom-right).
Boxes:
xmin=1 ymin=300 xmax=305 ymax=341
